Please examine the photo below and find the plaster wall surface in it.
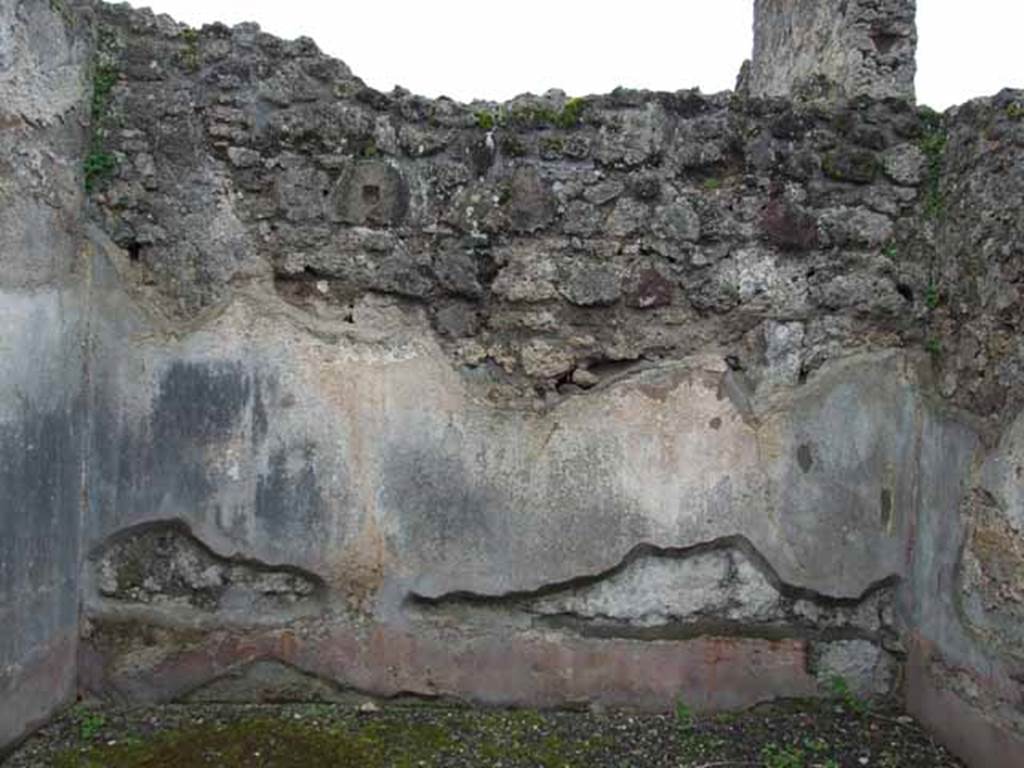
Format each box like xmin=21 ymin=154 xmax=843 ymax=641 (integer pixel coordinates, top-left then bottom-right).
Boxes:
xmin=0 ymin=0 xmax=91 ymax=752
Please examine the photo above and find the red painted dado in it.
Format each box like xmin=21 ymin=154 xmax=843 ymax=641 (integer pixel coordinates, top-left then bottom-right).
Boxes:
xmin=0 ymin=633 xmax=78 ymax=757
xmin=80 ymin=621 xmax=819 ymax=712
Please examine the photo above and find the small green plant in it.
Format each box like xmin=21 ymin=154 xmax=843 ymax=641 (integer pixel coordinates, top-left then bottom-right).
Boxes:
xmin=762 ymin=742 xmax=805 ymax=768
xmin=84 ymin=54 xmax=120 ymax=192
xmin=803 ymin=736 xmax=829 ymax=754
xmin=926 ymin=337 xmax=942 ymax=357
xmin=828 ymin=674 xmax=850 ymax=697
xmin=503 ymin=98 xmax=587 ymax=130
xmin=673 ymin=698 xmax=709 ymax=756
xmin=674 ymin=697 xmax=694 ymax=732
xmin=180 ymin=27 xmax=201 ymax=72
xmin=83 ymin=151 xmax=117 ymax=192
xmin=90 ymin=64 xmax=118 ymax=122
xmin=917 ymin=106 xmax=948 ymax=219
xmin=882 ymin=243 xmax=898 ymax=260
xmin=300 ymin=703 xmax=333 ymax=720
xmin=703 ymin=177 xmax=722 ymax=191
xmin=1006 ymin=102 xmax=1024 ymax=121
xmin=828 ymin=675 xmax=868 ymax=715
xmin=925 ymin=283 xmax=941 ymax=309
xmin=78 ymin=712 xmax=106 ymax=740
xmin=554 ymin=96 xmax=586 ymax=129
xmin=475 ymin=110 xmax=495 ymax=131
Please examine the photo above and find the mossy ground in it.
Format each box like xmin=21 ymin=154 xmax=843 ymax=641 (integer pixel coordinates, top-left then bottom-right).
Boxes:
xmin=54 ymin=716 xmax=458 ymax=768
xmin=3 ymin=700 xmax=964 ymax=768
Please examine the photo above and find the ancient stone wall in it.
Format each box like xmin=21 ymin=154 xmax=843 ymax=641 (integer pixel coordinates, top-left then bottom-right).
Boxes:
xmin=76 ymin=2 xmax=929 ymax=716
xmin=747 ymin=0 xmax=917 ymax=101
xmin=1 ymin=1 xmax=1023 ymax=766
xmin=900 ymin=91 xmax=1024 ymax=767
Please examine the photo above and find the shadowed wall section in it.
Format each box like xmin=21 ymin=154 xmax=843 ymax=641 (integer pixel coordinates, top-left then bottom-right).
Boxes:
xmin=0 ymin=0 xmax=91 ymax=752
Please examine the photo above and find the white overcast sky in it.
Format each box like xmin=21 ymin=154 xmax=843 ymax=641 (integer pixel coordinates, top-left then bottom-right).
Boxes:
xmin=123 ymin=1 xmax=1022 ymax=110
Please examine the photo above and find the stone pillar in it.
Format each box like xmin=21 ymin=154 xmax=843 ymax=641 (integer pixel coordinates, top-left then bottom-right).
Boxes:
xmin=747 ymin=0 xmax=917 ymax=101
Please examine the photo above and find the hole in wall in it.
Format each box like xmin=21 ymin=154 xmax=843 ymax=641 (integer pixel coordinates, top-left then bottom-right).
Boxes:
xmin=871 ymin=30 xmax=903 ymax=55
xmin=362 ymin=184 xmax=381 ymax=204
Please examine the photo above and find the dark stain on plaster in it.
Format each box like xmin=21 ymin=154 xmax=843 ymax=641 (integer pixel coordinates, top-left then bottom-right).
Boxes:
xmin=251 ymin=375 xmax=269 ymax=446
xmin=153 ymin=362 xmax=251 ymax=442
xmin=797 ymin=443 xmax=814 ymax=473
xmin=145 ymin=362 xmax=260 ymax=516
xmin=255 ymin=445 xmax=329 ymax=547
xmin=379 ymin=444 xmax=500 ymax=556
xmin=381 ymin=437 xmax=651 ymax=579
xmin=0 ymin=405 xmax=82 ymax=665
xmin=880 ymin=488 xmax=893 ymax=529
xmin=89 ymin=361 xmax=274 ymax=537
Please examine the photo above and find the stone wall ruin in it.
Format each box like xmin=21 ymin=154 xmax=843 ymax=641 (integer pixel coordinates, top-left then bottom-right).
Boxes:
xmin=1 ymin=1 xmax=1023 ymax=766
xmin=746 ymin=0 xmax=918 ymax=101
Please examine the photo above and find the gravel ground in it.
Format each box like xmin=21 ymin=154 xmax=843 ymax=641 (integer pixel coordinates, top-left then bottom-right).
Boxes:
xmin=1 ymin=699 xmax=964 ymax=767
